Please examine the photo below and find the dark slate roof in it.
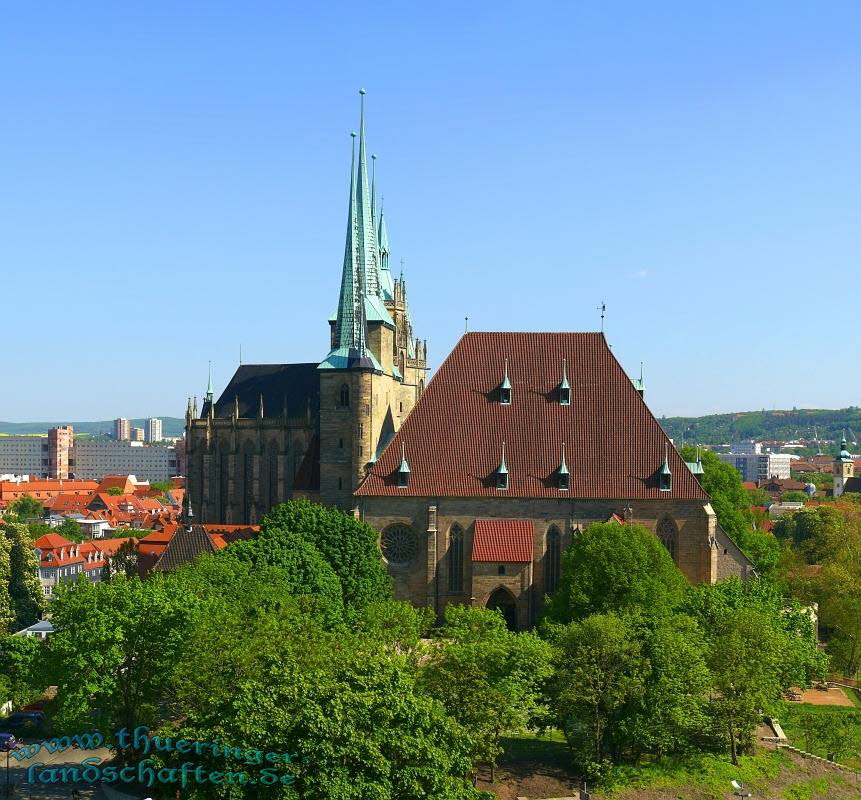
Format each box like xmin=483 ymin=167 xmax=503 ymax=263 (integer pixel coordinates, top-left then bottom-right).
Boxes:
xmin=211 ymin=363 xmax=320 ymax=420
xmin=356 ymin=332 xmax=709 ymax=500
xmin=151 ymin=524 xmax=217 ymax=572
xmin=843 ymin=477 xmax=861 ymax=493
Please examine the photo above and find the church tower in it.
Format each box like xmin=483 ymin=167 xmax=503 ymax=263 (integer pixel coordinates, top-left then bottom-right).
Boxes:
xmin=318 ymin=91 xmax=428 ymax=509
xmin=833 ymin=433 xmax=854 ymax=497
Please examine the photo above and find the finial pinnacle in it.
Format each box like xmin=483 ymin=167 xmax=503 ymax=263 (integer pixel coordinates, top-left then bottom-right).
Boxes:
xmin=359 ymin=88 xmax=366 ymax=95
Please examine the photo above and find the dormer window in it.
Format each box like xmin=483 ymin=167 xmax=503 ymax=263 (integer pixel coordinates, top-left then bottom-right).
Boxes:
xmin=557 ymin=442 xmax=570 ymax=490
xmin=499 ymin=358 xmax=512 ymax=405
xmin=659 ymin=444 xmax=672 ymax=491
xmin=559 ymin=358 xmax=571 ymax=406
xmin=496 ymin=442 xmax=509 ymax=490
xmin=397 ymin=443 xmax=410 ymax=489
xmin=558 ymin=472 xmax=569 ymax=491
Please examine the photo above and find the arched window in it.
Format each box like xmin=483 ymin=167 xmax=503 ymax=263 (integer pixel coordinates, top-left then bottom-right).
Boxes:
xmin=498 ymin=564 xmax=506 ymax=576
xmin=447 ymin=524 xmax=463 ymax=593
xmin=339 ymin=384 xmax=350 ymax=407
xmin=545 ymin=526 xmax=562 ymax=594
xmin=656 ymin=516 xmax=678 ymax=561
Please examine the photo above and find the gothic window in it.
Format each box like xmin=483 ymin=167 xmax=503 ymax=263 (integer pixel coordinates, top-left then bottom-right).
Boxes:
xmin=447 ymin=524 xmax=464 ymax=593
xmin=399 ymin=352 xmax=406 ymax=377
xmin=380 ymin=524 xmax=419 ymax=567
xmin=545 ymin=526 xmax=562 ymax=594
xmin=339 ymin=384 xmax=350 ymax=407
xmin=656 ymin=516 xmax=678 ymax=561
xmin=498 ymin=565 xmax=506 ymax=575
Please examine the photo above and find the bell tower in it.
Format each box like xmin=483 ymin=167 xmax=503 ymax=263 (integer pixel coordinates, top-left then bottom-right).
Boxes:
xmin=834 ymin=433 xmax=855 ymax=498
xmin=319 ymin=91 xmax=427 ymax=509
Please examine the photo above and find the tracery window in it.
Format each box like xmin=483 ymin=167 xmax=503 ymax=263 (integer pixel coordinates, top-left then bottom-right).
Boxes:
xmin=545 ymin=526 xmax=562 ymax=594
xmin=380 ymin=524 xmax=419 ymax=566
xmin=656 ymin=516 xmax=678 ymax=561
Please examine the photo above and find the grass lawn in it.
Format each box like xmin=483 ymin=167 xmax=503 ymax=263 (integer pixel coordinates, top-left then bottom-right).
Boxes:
xmin=779 ymin=701 xmax=861 ymax=768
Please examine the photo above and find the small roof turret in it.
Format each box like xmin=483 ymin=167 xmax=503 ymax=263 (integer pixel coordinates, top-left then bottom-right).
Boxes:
xmin=838 ymin=431 xmax=852 ymax=461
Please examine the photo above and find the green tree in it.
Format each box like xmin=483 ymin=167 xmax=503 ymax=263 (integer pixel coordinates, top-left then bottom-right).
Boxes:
xmin=218 ymin=529 xmax=345 ymax=628
xmin=102 ymin=537 xmax=140 ymax=581
xmin=543 ymin=522 xmax=687 ymax=624
xmin=707 ymin=608 xmax=789 ymax=764
xmin=0 ymin=633 xmax=44 ymax=705
xmin=2 ymin=522 xmax=45 ymax=630
xmin=782 ymin=491 xmax=809 ymax=503
xmin=261 ymin=500 xmax=392 ymax=614
xmin=46 ymin=574 xmax=196 ymax=735
xmin=547 ymin=613 xmax=647 ymax=778
xmin=170 ymin=585 xmax=485 ymax=800
xmin=774 ymin=506 xmax=847 ymax=564
xmin=56 ymin=517 xmax=86 ymax=542
xmin=419 ymin=606 xmax=553 ymax=781
xmin=354 ymin=599 xmax=434 ymax=653
xmin=106 ymin=486 xmax=124 ymax=496
xmin=150 ymin=481 xmax=172 ymax=493
xmin=0 ymin=535 xmax=14 ymax=634
xmin=6 ymin=494 xmax=43 ymax=520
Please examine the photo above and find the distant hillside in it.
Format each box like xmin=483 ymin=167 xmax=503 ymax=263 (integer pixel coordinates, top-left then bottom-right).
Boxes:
xmin=0 ymin=417 xmax=186 ymax=438
xmin=659 ymin=407 xmax=861 ymax=446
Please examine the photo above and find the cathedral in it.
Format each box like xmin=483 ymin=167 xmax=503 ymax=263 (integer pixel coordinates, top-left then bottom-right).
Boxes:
xmin=186 ymin=94 xmax=752 ymax=628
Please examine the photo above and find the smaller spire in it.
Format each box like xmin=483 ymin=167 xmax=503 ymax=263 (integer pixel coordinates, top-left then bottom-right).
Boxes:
xmin=660 ymin=442 xmax=671 ymax=474
xmin=558 ymin=442 xmax=570 ymax=490
xmin=496 ymin=442 xmax=509 ymax=489
xmin=371 ymin=153 xmax=377 ymax=225
xmin=499 ymin=359 xmax=512 ymax=404
xmin=559 ymin=442 xmax=569 ymax=475
xmin=182 ymin=490 xmax=194 ymax=528
xmin=233 ymin=395 xmax=240 ymax=419
xmin=192 ymin=396 xmax=198 ymax=418
xmin=206 ymin=361 xmax=213 ymax=400
xmin=659 ymin=443 xmax=672 ymax=491
xmin=397 ymin=442 xmax=410 ymax=488
xmin=258 ymin=393 xmax=265 ymax=419
xmin=559 ymin=358 xmax=571 ymax=405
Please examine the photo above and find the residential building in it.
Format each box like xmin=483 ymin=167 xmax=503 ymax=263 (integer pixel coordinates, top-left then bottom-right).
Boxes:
xmin=47 ymin=425 xmax=74 ymax=479
xmin=131 ymin=427 xmax=145 ymax=442
xmin=71 ymin=441 xmax=177 ymax=482
xmin=114 ymin=418 xmax=131 ymax=441
xmin=0 ymin=436 xmax=45 ymax=476
xmin=718 ymin=452 xmax=792 ymax=482
xmin=0 ymin=479 xmax=99 ymax=508
xmin=145 ymin=418 xmax=163 ymax=443
xmin=31 ymin=533 xmax=130 ymax=597
xmin=731 ymin=440 xmax=762 ymax=455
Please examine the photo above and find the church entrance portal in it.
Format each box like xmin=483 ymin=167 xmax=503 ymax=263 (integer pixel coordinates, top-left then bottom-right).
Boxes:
xmin=486 ymin=587 xmax=517 ymax=630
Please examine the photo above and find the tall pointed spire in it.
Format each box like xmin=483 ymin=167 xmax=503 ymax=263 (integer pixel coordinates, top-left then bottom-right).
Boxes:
xmin=320 ymin=122 xmax=381 ymax=371
xmin=355 ymin=89 xmax=384 ymax=303
xmin=371 ymin=152 xmax=377 ymax=227
xmin=377 ymin=199 xmax=394 ymax=301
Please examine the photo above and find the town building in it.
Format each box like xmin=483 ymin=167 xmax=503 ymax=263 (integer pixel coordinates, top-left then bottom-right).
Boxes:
xmin=71 ymin=440 xmax=177 ymax=482
xmin=718 ymin=451 xmax=792 ymax=482
xmin=184 ymin=94 xmax=752 ymax=628
xmin=31 ymin=533 xmax=130 ymax=598
xmin=131 ymin=427 xmax=145 ymax=442
xmin=833 ymin=434 xmax=861 ymax=497
xmin=0 ymin=436 xmax=47 ymax=477
xmin=145 ymin=418 xmax=163 ymax=443
xmin=114 ymin=418 xmax=131 ymax=441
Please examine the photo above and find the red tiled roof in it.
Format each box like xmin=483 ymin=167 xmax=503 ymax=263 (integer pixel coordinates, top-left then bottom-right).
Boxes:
xmin=357 ymin=333 xmax=708 ymax=499
xmin=32 ymin=533 xmax=74 ymax=549
xmin=471 ymin=519 xmax=534 ymax=562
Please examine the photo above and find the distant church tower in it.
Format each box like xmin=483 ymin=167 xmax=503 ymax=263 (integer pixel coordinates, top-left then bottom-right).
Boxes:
xmin=833 ymin=433 xmax=855 ymax=497
xmin=318 ymin=90 xmax=428 ymax=509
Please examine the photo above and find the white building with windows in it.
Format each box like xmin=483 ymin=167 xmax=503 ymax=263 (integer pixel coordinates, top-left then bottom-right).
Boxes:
xmin=718 ymin=451 xmax=792 ymax=482
xmin=71 ymin=441 xmax=177 ymax=482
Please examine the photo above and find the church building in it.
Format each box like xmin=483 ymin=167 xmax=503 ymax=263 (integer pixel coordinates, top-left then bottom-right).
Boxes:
xmin=186 ymin=94 xmax=752 ymax=628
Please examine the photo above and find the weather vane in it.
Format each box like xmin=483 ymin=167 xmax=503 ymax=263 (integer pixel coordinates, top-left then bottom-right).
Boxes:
xmin=597 ymin=301 xmax=606 ymax=333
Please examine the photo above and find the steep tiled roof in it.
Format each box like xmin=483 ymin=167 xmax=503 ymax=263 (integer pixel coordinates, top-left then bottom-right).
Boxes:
xmin=472 ymin=519 xmax=534 ymax=562
xmin=32 ymin=533 xmax=74 ymax=549
xmin=151 ymin=524 xmax=217 ymax=572
xmin=357 ymin=333 xmax=708 ymax=500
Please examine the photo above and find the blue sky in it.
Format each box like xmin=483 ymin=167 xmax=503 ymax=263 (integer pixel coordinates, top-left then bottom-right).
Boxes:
xmin=2 ymin=1 xmax=860 ymax=421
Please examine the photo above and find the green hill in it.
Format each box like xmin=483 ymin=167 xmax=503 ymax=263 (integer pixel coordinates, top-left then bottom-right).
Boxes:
xmin=659 ymin=407 xmax=861 ymax=446
xmin=0 ymin=417 xmax=186 ymax=438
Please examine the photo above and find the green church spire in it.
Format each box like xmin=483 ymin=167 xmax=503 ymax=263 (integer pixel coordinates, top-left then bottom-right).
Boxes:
xmin=320 ymin=125 xmax=381 ymax=371
xmin=377 ymin=201 xmax=394 ymax=301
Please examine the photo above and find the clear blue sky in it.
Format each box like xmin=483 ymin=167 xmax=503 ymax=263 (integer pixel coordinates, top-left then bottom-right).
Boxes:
xmin=2 ymin=1 xmax=860 ymax=421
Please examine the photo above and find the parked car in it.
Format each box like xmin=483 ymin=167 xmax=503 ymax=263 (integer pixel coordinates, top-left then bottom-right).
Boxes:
xmin=2 ymin=711 xmax=45 ymax=729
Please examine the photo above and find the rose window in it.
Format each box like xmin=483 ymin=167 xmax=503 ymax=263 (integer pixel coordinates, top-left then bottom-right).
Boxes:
xmin=381 ymin=525 xmax=418 ymax=566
